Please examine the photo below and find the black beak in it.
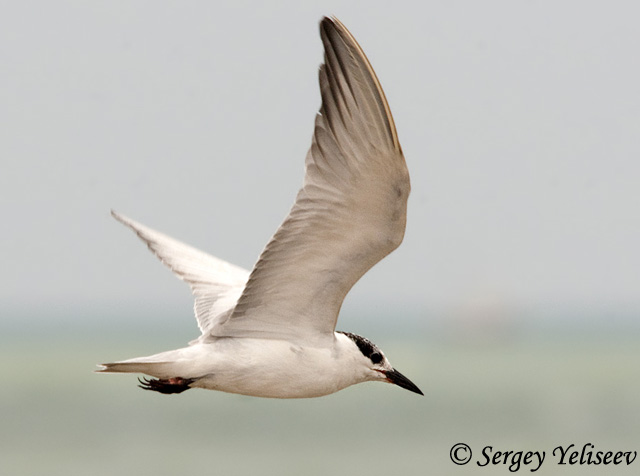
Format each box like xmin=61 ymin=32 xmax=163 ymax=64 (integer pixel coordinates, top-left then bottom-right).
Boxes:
xmin=384 ymin=368 xmax=423 ymax=396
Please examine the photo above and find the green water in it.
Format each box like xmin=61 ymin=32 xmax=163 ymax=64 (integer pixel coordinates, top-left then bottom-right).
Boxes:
xmin=2 ymin=328 xmax=639 ymax=475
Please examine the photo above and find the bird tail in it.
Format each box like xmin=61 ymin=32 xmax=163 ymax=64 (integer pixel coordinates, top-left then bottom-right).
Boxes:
xmin=95 ymin=361 xmax=178 ymax=378
xmin=96 ymin=347 xmax=203 ymax=379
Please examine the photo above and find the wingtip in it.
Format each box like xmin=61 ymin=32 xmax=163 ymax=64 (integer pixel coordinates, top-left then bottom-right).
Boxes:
xmin=110 ymin=209 xmax=132 ymax=227
xmin=320 ymin=15 xmax=342 ymax=26
xmin=110 ymin=209 xmax=123 ymax=222
xmin=318 ymin=14 xmax=402 ymax=153
xmin=319 ymin=15 xmax=346 ymax=37
xmin=320 ymin=15 xmax=334 ymax=25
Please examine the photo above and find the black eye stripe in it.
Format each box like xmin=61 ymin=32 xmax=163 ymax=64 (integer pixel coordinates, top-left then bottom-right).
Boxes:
xmin=338 ymin=331 xmax=383 ymax=363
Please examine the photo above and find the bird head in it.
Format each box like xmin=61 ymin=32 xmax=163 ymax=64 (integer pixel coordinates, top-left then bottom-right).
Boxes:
xmin=339 ymin=331 xmax=423 ymax=396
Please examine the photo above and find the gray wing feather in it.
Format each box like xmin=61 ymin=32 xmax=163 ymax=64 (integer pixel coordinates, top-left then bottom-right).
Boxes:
xmin=210 ymin=17 xmax=409 ymax=344
xmin=111 ymin=211 xmax=249 ymax=334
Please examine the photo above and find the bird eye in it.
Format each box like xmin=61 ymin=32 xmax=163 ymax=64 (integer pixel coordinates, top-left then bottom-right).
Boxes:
xmin=370 ymin=352 xmax=382 ymax=364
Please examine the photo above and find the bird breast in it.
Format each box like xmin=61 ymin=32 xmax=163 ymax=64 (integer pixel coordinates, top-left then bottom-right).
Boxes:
xmin=190 ymin=337 xmax=363 ymax=398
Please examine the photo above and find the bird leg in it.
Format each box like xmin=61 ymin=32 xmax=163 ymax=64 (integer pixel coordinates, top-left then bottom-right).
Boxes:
xmin=137 ymin=376 xmax=196 ymax=394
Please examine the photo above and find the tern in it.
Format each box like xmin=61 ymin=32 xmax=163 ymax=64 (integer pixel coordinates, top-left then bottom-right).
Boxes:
xmin=98 ymin=17 xmax=422 ymax=398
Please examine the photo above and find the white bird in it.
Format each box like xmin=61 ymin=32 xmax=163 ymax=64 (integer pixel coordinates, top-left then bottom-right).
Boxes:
xmin=98 ymin=17 xmax=422 ymax=398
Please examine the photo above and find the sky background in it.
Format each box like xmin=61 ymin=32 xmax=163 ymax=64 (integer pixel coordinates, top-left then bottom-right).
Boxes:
xmin=2 ymin=1 xmax=639 ymax=330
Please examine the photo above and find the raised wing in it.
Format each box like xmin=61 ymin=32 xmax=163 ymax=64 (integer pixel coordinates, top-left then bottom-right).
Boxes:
xmin=111 ymin=211 xmax=250 ymax=334
xmin=209 ymin=17 xmax=409 ymax=344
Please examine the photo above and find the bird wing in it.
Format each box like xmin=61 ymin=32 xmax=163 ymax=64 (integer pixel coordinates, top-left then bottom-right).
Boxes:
xmin=111 ymin=211 xmax=250 ymax=335
xmin=209 ymin=17 xmax=409 ymax=344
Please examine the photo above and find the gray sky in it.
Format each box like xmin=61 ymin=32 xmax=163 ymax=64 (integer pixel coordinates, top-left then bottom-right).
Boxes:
xmin=2 ymin=1 xmax=639 ymax=327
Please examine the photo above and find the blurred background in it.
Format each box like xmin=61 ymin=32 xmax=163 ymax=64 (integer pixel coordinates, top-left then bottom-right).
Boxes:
xmin=2 ymin=1 xmax=639 ymax=475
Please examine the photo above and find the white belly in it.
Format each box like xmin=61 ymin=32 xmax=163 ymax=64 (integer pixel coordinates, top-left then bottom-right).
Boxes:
xmin=186 ymin=337 xmax=359 ymax=398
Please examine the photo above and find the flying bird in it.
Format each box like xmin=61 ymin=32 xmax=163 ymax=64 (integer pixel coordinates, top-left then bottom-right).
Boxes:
xmin=98 ymin=17 xmax=422 ymax=398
